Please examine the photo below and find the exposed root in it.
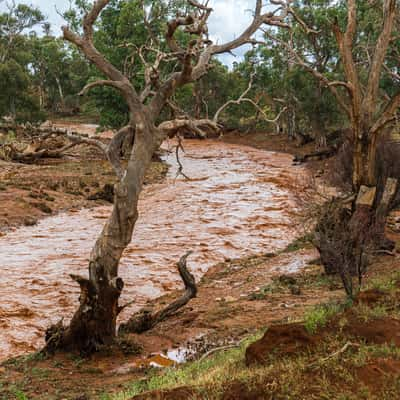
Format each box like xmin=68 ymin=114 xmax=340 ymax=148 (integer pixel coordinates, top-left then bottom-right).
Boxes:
xmin=119 ymin=251 xmax=197 ymax=334
xmin=308 ymin=342 xmax=360 ymax=369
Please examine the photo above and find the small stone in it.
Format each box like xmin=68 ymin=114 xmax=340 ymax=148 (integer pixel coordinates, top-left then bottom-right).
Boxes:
xmin=23 ymin=217 xmax=38 ymax=227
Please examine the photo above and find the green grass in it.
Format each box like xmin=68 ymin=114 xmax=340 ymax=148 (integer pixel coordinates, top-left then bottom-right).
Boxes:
xmin=365 ymin=270 xmax=400 ymax=292
xmin=304 ymin=301 xmax=346 ymax=334
xmin=103 ymin=333 xmax=263 ymax=400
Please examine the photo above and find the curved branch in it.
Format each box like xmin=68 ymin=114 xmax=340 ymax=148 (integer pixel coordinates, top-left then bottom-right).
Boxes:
xmin=371 ymin=91 xmax=400 ymax=134
xmin=106 ymin=125 xmax=134 ymax=178
xmin=118 ymin=251 xmax=197 ymax=334
xmin=79 ymin=80 xmax=128 ymax=96
xmin=62 ymin=0 xmax=141 ymax=113
xmin=213 ymin=72 xmax=255 ymax=123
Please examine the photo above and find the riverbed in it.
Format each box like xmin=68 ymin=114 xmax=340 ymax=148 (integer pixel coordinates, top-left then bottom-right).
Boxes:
xmin=0 ymin=139 xmax=305 ymax=360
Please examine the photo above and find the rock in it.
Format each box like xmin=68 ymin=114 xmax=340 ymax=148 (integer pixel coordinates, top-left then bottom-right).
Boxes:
xmin=343 ymin=317 xmax=400 ymax=346
xmin=276 ymin=274 xmax=297 ymax=286
xmin=222 ymin=381 xmax=266 ymax=400
xmin=245 ymin=323 xmax=318 ymax=366
xmin=23 ymin=216 xmax=38 ymax=227
xmin=355 ymin=289 xmax=386 ymax=306
xmin=131 ymin=387 xmax=196 ymax=400
xmin=32 ymin=202 xmax=52 ymax=214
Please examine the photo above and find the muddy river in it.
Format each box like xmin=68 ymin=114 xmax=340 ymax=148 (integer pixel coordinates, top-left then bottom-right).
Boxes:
xmin=0 ymin=139 xmax=305 ymax=360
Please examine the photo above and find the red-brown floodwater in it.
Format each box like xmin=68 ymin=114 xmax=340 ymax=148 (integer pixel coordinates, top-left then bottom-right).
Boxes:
xmin=0 ymin=139 xmax=306 ymax=360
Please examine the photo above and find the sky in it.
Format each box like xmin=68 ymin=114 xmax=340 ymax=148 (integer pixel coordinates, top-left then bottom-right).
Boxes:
xmin=0 ymin=0 xmax=261 ymax=67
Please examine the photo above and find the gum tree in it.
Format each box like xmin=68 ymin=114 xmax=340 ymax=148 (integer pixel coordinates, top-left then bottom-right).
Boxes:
xmin=263 ymin=0 xmax=400 ymax=296
xmin=46 ymin=0 xmax=290 ymax=353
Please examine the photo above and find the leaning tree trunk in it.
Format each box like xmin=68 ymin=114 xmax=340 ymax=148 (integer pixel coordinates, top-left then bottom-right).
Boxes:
xmin=45 ymin=120 xmax=161 ymax=353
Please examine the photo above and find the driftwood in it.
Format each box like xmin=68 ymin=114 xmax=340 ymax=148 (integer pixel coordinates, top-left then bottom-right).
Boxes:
xmin=119 ymin=252 xmax=197 ymax=334
xmin=293 ymin=147 xmax=337 ymax=164
xmin=0 ymin=125 xmax=107 ymax=164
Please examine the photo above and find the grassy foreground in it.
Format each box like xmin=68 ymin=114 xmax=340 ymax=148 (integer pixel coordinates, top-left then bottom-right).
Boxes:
xmin=101 ymin=269 xmax=400 ymax=400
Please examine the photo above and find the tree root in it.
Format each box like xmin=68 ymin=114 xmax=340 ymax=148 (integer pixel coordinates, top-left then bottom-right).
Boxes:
xmin=307 ymin=342 xmax=360 ymax=370
xmin=119 ymin=251 xmax=197 ymax=334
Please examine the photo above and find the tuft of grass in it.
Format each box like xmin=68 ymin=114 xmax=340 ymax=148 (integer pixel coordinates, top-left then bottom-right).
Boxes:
xmin=248 ymin=283 xmax=284 ymax=300
xmin=304 ymin=302 xmax=345 ymax=334
xmin=365 ymin=270 xmax=400 ymax=292
xmin=11 ymin=388 xmax=28 ymax=400
xmin=354 ymin=303 xmax=389 ymax=322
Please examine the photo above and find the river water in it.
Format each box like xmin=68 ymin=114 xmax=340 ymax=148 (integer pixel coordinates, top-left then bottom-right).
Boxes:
xmin=0 ymin=139 xmax=305 ymax=360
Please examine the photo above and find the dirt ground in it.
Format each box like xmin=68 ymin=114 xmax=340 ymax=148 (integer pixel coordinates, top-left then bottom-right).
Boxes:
xmin=0 ymin=145 xmax=167 ymax=234
xmin=1 ymin=130 xmax=400 ymax=399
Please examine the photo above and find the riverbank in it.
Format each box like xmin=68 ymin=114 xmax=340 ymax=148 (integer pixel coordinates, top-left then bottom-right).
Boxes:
xmin=0 ymin=152 xmax=167 ymax=234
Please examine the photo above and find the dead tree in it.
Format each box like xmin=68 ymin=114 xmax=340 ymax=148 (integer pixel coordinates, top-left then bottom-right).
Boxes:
xmin=212 ymin=72 xmax=287 ymax=133
xmin=45 ymin=0 xmax=291 ymax=353
xmin=160 ymin=72 xmax=287 ymax=138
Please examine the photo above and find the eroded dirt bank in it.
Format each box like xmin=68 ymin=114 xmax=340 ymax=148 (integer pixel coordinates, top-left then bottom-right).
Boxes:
xmin=0 ymin=147 xmax=166 ymax=233
xmin=0 ymin=139 xmax=306 ymax=362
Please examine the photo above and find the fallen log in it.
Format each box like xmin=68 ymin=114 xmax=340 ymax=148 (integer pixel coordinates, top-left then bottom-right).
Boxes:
xmin=293 ymin=147 xmax=337 ymax=164
xmin=0 ymin=125 xmax=107 ymax=164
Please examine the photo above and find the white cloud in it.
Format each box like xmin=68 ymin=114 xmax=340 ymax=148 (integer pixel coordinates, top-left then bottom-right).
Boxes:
xmin=208 ymin=0 xmax=257 ymax=67
xmin=0 ymin=0 xmax=261 ymax=67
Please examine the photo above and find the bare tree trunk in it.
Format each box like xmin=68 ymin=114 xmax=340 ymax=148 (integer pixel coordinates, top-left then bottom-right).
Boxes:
xmin=46 ymin=121 xmax=161 ymax=352
xmin=55 ymin=76 xmax=65 ymax=111
xmin=352 ymin=129 xmax=378 ymax=190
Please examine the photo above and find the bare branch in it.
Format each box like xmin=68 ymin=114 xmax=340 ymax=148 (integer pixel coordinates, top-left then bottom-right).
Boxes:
xmin=371 ymin=91 xmax=400 ymax=134
xmin=119 ymin=251 xmax=197 ymax=334
xmin=363 ymin=0 xmax=397 ymax=118
xmin=79 ymin=80 xmax=128 ymax=96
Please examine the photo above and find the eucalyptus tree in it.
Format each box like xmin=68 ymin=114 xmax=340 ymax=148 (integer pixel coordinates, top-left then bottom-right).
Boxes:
xmin=31 ymin=35 xmax=89 ymax=113
xmin=260 ymin=0 xmax=400 ymax=296
xmin=254 ymin=0 xmax=344 ymax=145
xmin=44 ymin=0 xmax=293 ymax=353
xmin=0 ymin=3 xmax=45 ymax=121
